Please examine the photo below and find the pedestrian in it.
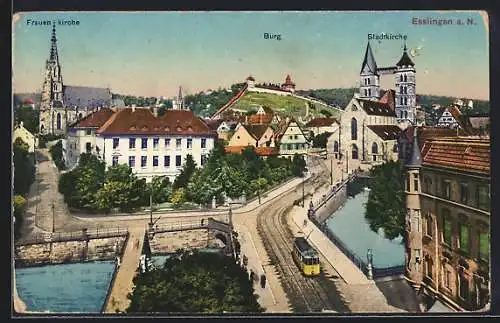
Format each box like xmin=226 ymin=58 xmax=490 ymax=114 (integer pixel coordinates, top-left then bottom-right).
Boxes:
xmin=249 ymin=270 xmax=255 ymax=283
xmin=243 ymin=255 xmax=248 ymax=267
xmin=260 ymin=274 xmax=266 ymax=288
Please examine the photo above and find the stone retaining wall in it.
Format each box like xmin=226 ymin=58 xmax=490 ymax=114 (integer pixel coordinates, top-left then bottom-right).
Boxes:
xmin=314 ymin=186 xmax=348 ymax=224
xmin=14 ymin=237 xmax=127 ymax=267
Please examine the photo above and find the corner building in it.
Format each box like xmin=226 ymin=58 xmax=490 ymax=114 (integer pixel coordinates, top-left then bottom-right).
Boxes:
xmin=404 ymin=134 xmax=490 ymax=311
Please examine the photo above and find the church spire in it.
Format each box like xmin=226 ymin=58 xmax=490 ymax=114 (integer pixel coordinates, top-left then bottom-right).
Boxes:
xmin=360 ymin=41 xmax=378 ymax=75
xmin=49 ymin=23 xmax=59 ymax=63
xmin=178 ymin=86 xmax=184 ymax=109
xmin=406 ymin=127 xmax=422 ymax=168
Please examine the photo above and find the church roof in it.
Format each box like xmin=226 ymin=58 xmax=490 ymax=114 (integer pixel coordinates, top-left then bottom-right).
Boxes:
xmin=406 ymin=128 xmax=422 ymax=168
xmin=360 ymin=42 xmax=378 ymax=75
xmin=358 ymin=99 xmax=396 ymax=117
xmin=63 ymin=85 xmax=112 ymax=109
xmin=396 ymin=47 xmax=415 ymax=67
xmin=367 ymin=125 xmax=401 ymax=140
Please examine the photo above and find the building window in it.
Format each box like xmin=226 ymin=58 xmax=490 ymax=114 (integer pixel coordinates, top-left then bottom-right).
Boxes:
xmin=141 ymin=156 xmax=147 ymax=167
xmin=442 ymin=209 xmax=452 ymax=246
xmin=164 ymin=156 xmax=170 ymax=167
xmin=112 ymin=156 xmax=118 ymax=166
xmin=201 ymin=138 xmax=206 ymax=149
xmin=113 ymin=138 xmax=119 ymax=149
xmin=404 ymin=74 xmax=408 ymax=82
xmin=412 ymin=214 xmax=420 ymax=232
xmin=400 ymin=75 xmax=403 ymax=82
xmin=400 ymin=86 xmax=403 ymax=94
xmin=404 ymin=86 xmax=407 ymax=94
xmin=351 ymin=118 xmax=358 ymax=140
xmin=165 ymin=138 xmax=171 ymax=148
xmin=187 ymin=138 xmax=193 ymax=149
xmin=176 ymin=155 xmax=182 ymax=167
xmin=423 ymin=176 xmax=432 ymax=193
xmin=459 ymin=274 xmax=469 ymax=300
xmin=459 ymin=222 xmax=470 ymax=254
xmin=287 ymin=144 xmax=293 ymax=150
xmin=371 ymin=142 xmax=378 ymax=157
xmin=413 ymin=173 xmax=419 ymax=192
xmin=476 ymin=185 xmax=490 ymax=211
xmin=153 ymin=156 xmax=159 ymax=167
xmin=86 ymin=129 xmax=91 ymax=135
xmin=351 ymin=144 xmax=358 ymax=160
xmin=176 ymin=138 xmax=182 ymax=149
xmin=478 ymin=231 xmax=490 ymax=261
xmin=86 ymin=142 xmax=92 ymax=153
xmin=426 ymin=213 xmax=433 ymax=237
xmin=425 ymin=257 xmax=433 ymax=279
xmin=442 ymin=179 xmax=451 ymax=199
xmin=393 ymin=144 xmax=398 ymax=153
xmin=129 ymin=138 xmax=136 ymax=149
xmin=364 ymin=89 xmax=367 ymax=97
xmin=406 ymin=173 xmax=411 ymax=192
xmin=141 ymin=138 xmax=147 ymax=149
xmin=414 ymin=249 xmax=421 ymax=271
xmin=129 ymin=156 xmax=135 ymax=168
xmin=368 ymin=89 xmax=371 ymax=97
xmin=56 ymin=113 xmax=62 ymax=130
xmin=444 ymin=267 xmax=451 ymax=289
xmin=404 ymin=98 xmax=408 ymax=105
xmin=153 ymin=138 xmax=159 ymax=149
xmin=333 ymin=141 xmax=339 ymax=152
xmin=460 ymin=183 xmax=468 ymax=204
xmin=404 ymin=110 xmax=408 ymax=119
xmin=201 ymin=155 xmax=207 ymax=166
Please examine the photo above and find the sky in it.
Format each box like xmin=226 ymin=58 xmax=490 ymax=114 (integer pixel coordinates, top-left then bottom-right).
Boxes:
xmin=12 ymin=11 xmax=489 ymax=100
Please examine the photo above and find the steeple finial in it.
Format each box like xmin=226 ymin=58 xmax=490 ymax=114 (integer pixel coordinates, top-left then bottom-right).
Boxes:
xmin=403 ymin=38 xmax=407 ymax=52
xmin=49 ymin=22 xmax=59 ymax=62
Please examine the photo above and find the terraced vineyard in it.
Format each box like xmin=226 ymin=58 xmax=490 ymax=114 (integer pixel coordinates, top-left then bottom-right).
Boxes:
xmin=230 ymin=92 xmax=343 ymax=119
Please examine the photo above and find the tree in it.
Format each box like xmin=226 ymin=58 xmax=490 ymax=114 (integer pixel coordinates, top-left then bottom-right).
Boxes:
xmin=127 ymin=250 xmax=263 ymax=313
xmin=13 ymin=195 xmax=26 ymax=240
xmin=311 ymin=132 xmax=332 ymax=148
xmin=172 ymin=154 xmax=197 ymax=190
xmin=319 ymin=109 xmax=332 ymax=118
xmin=49 ymin=140 xmax=66 ymax=170
xmin=170 ymin=188 xmax=187 ymax=208
xmin=149 ymin=176 xmax=172 ymax=204
xmin=291 ymin=154 xmax=307 ymax=177
xmin=364 ymin=160 xmax=406 ymax=241
xmin=249 ymin=178 xmax=268 ymax=204
xmin=13 ymin=138 xmax=35 ymax=195
xmin=14 ymin=105 xmax=39 ymax=134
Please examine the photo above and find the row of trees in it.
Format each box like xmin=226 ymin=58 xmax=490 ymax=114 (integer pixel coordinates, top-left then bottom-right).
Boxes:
xmin=58 ymin=154 xmax=171 ymax=213
xmin=58 ymin=140 xmax=307 ymax=213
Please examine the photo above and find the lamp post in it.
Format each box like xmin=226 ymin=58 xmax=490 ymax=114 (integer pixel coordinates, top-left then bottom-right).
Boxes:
xmin=302 ymin=176 xmax=305 ymax=207
xmin=51 ymin=203 xmax=55 ymax=234
xmin=366 ymin=248 xmax=373 ymax=280
xmin=330 ymin=155 xmax=333 ymax=186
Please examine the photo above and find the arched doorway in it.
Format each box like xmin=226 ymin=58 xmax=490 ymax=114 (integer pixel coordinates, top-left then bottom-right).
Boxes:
xmin=351 ymin=144 xmax=359 ymax=160
xmin=371 ymin=142 xmax=378 ymax=161
xmin=351 ymin=118 xmax=358 ymax=140
xmin=56 ymin=113 xmax=62 ymax=130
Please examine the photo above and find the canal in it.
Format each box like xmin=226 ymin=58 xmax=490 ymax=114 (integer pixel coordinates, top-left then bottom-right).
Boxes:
xmin=325 ymin=190 xmax=405 ymax=269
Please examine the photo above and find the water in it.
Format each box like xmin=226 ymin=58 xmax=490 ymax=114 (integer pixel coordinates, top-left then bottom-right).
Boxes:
xmin=15 ymin=261 xmax=115 ymax=313
xmin=326 ymin=190 xmax=405 ymax=268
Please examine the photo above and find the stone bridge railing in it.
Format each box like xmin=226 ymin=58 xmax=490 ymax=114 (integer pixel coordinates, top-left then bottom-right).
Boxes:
xmin=15 ymin=227 xmax=129 ymax=246
xmin=151 ymin=218 xmax=231 ymax=234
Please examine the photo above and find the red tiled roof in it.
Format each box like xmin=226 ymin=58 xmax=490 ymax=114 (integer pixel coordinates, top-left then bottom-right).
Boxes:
xmin=283 ymin=74 xmax=295 ymax=86
xmin=402 ymin=126 xmax=470 ymax=149
xmin=224 ymin=145 xmax=278 ymax=156
xmin=72 ymin=108 xmax=115 ymax=128
xmin=378 ymin=89 xmax=396 ymax=111
xmin=305 ymin=117 xmax=339 ymax=128
xmin=248 ymin=114 xmax=274 ymax=125
xmin=97 ymin=108 xmax=215 ymax=136
xmin=422 ymin=137 xmax=490 ymax=176
xmin=469 ymin=116 xmax=489 ymax=129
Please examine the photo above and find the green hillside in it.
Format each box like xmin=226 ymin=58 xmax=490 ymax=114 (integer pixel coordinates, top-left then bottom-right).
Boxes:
xmin=230 ymin=91 xmax=342 ymax=119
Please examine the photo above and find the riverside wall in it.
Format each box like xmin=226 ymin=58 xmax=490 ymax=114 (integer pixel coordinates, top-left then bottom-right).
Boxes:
xmin=14 ymin=236 xmax=127 ymax=267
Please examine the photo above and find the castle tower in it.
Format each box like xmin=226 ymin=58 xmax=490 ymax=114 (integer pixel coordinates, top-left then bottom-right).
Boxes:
xmin=359 ymin=41 xmax=380 ymax=101
xmin=39 ymin=23 xmax=66 ymax=135
xmin=404 ymin=128 xmax=423 ymax=294
xmin=394 ymin=42 xmax=416 ymax=124
xmin=282 ymin=74 xmax=296 ymax=93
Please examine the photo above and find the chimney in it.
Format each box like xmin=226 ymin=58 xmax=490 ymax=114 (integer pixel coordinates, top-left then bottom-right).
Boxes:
xmin=153 ymin=106 xmax=158 ymax=118
xmin=245 ymin=115 xmax=248 ymax=124
xmin=132 ymin=104 xmax=136 ymax=112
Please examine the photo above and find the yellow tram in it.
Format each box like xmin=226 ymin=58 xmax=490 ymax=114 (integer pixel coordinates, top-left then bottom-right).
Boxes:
xmin=292 ymin=237 xmax=320 ymax=276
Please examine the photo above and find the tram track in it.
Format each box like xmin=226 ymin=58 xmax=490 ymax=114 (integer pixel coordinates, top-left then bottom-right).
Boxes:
xmin=256 ymin=173 xmax=350 ymax=313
